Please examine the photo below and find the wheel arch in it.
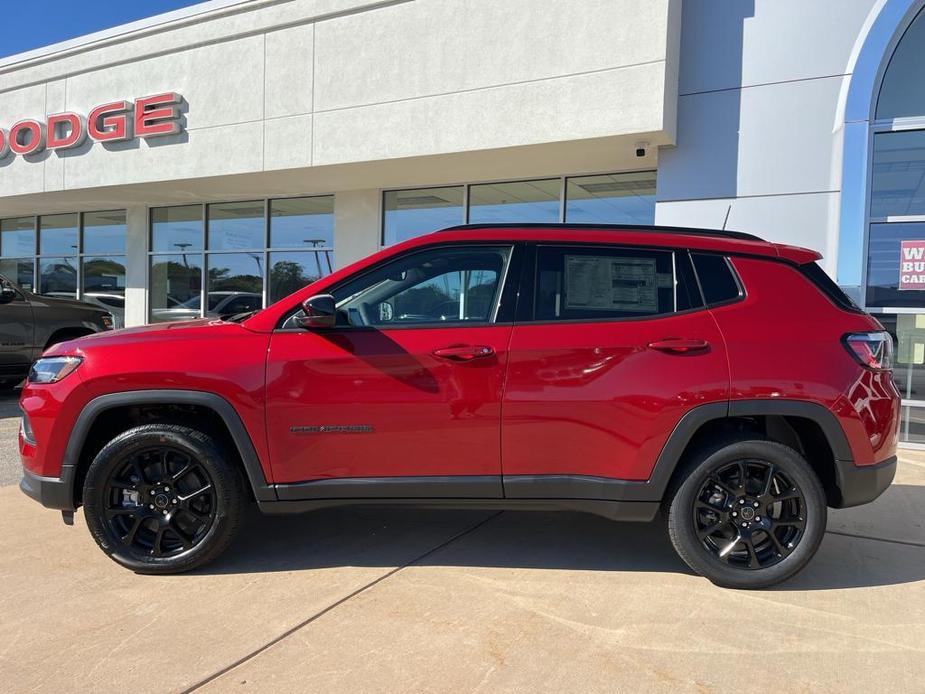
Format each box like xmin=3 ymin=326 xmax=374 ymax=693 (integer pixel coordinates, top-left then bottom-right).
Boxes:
xmin=63 ymin=390 xmax=275 ymax=507
xmin=652 ymin=400 xmax=853 ymax=507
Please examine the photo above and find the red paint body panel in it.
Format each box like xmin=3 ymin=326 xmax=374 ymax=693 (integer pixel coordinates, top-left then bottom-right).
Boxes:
xmin=266 ymin=326 xmax=511 ymax=482
xmin=720 ymin=257 xmax=900 ymax=466
xmin=501 ymin=310 xmax=729 ymax=480
xmin=21 ymin=320 xmax=272 ymax=480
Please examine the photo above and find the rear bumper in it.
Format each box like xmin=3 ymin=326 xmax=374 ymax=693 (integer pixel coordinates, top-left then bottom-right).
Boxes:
xmin=833 ymin=456 xmax=896 ymax=508
xmin=20 ymin=467 xmax=75 ymax=511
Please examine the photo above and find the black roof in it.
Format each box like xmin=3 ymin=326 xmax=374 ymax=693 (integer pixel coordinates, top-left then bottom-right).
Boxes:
xmin=438 ymin=223 xmax=763 ymax=243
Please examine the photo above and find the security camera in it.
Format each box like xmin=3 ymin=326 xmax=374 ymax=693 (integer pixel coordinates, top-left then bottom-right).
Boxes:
xmin=634 ymin=141 xmax=649 ymax=158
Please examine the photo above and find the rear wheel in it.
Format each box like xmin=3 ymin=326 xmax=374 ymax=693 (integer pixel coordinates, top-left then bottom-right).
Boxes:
xmin=83 ymin=424 xmax=246 ymax=574
xmin=667 ymin=439 xmax=826 ymax=589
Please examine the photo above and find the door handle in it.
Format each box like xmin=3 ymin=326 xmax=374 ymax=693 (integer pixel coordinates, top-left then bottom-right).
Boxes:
xmin=432 ymin=344 xmax=495 ymax=361
xmin=647 ymin=338 xmax=710 ymax=354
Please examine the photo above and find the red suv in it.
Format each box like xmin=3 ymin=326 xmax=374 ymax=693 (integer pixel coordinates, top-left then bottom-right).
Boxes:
xmin=19 ymin=224 xmax=899 ymax=588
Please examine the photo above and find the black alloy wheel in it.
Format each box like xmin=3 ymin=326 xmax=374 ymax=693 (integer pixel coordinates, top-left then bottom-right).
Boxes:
xmin=692 ymin=460 xmax=806 ymax=570
xmin=102 ymin=446 xmax=217 ymax=558
xmin=83 ymin=424 xmax=245 ymax=574
xmin=667 ymin=438 xmax=826 ymax=589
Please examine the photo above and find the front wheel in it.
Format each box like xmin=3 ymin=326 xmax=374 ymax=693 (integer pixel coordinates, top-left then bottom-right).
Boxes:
xmin=667 ymin=439 xmax=826 ymax=589
xmin=83 ymin=424 xmax=246 ymax=574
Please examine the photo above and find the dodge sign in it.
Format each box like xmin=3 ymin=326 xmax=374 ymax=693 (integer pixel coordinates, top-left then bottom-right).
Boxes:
xmin=0 ymin=92 xmax=183 ymax=159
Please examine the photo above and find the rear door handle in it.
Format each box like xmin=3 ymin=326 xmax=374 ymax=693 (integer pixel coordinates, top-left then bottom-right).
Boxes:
xmin=432 ymin=344 xmax=495 ymax=361
xmin=647 ymin=338 xmax=710 ymax=354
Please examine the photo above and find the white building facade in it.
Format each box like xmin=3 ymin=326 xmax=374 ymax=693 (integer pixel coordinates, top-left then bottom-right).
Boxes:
xmin=1 ymin=0 xmax=925 ymax=442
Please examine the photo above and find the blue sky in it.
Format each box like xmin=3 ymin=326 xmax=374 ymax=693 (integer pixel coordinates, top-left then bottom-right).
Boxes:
xmin=1 ymin=1 xmax=205 ymax=59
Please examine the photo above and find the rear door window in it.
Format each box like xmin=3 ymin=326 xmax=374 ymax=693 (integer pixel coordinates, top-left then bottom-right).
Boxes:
xmin=533 ymin=245 xmax=701 ymax=321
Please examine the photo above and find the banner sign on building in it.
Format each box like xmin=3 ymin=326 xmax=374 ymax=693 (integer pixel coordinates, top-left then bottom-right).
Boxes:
xmin=899 ymin=240 xmax=925 ymax=290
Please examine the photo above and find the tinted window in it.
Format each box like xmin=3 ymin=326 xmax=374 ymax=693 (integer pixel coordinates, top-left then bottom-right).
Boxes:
xmin=283 ymin=246 xmax=512 ymax=328
xmin=800 ymin=262 xmax=860 ymax=312
xmin=534 ymin=246 xmax=698 ymax=321
xmin=691 ymin=253 xmax=742 ymax=305
xmin=383 ymin=187 xmax=464 ymax=245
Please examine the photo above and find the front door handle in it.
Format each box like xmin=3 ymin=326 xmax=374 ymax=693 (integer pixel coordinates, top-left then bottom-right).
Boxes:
xmin=647 ymin=338 xmax=710 ymax=354
xmin=432 ymin=344 xmax=495 ymax=361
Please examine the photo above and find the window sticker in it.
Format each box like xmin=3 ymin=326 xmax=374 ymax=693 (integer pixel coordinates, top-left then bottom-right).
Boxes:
xmin=564 ymin=255 xmax=662 ymax=312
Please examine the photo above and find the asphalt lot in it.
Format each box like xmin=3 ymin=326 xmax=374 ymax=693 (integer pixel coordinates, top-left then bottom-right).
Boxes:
xmin=1 ymin=388 xmax=923 ymax=693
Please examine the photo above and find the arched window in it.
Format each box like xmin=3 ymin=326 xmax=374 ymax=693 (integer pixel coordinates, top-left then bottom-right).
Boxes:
xmin=865 ymin=4 xmax=925 ymax=444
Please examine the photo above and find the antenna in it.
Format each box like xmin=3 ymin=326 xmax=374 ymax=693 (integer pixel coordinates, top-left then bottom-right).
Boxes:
xmin=721 ymin=205 xmax=732 ymax=231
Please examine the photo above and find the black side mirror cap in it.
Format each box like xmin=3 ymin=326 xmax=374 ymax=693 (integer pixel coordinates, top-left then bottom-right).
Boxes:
xmin=298 ymin=294 xmax=336 ymax=329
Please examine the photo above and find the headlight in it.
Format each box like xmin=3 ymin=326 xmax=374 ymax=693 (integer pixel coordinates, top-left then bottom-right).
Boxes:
xmin=28 ymin=356 xmax=83 ymax=384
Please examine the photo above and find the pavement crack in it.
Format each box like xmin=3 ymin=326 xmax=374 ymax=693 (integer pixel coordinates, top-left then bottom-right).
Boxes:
xmin=178 ymin=511 xmax=503 ymax=693
xmin=825 ymin=529 xmax=925 ymax=548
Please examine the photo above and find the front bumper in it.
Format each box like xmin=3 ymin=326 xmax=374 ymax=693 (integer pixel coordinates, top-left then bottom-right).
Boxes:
xmin=20 ymin=466 xmax=75 ymax=511
xmin=833 ymin=455 xmax=897 ymax=508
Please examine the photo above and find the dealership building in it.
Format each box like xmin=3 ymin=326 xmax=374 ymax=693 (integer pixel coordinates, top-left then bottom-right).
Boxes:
xmin=1 ymin=0 xmax=925 ymax=441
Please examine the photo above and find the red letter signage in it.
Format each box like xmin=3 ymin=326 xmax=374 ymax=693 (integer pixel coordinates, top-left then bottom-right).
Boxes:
xmin=0 ymin=92 xmax=184 ymax=160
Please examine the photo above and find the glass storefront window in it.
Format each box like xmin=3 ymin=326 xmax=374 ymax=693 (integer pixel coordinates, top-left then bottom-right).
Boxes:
xmin=269 ymin=251 xmax=328 ymax=303
xmin=83 ymin=210 xmax=126 ymax=254
xmin=149 ymin=254 xmax=203 ymax=323
xmin=383 ymin=187 xmax=464 ymax=245
xmin=38 ymin=256 xmax=78 ymax=298
xmin=206 ymin=253 xmax=264 ymax=318
xmin=0 ymin=258 xmax=34 ymax=291
xmin=152 ymin=205 xmax=203 ymax=253
xmin=208 ymin=201 xmax=265 ymax=251
xmin=876 ymin=6 xmax=925 ymax=120
xmin=870 ymin=130 xmax=925 ymax=219
xmin=0 ymin=217 xmax=35 ymax=257
xmin=565 ymin=172 xmax=657 ymax=224
xmin=866 ymin=222 xmax=925 ymax=307
xmin=270 ymin=197 xmax=334 ymax=249
xmin=82 ymin=256 xmax=126 ymax=328
xmin=468 ymin=179 xmax=560 ymax=224
xmin=39 ymin=214 xmax=79 ymax=256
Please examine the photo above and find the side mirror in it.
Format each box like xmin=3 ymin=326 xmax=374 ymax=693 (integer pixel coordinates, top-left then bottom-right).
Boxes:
xmin=0 ymin=282 xmax=16 ymax=304
xmin=298 ymin=294 xmax=336 ymax=329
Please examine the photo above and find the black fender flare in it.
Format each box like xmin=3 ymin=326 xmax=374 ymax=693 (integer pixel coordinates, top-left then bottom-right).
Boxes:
xmin=60 ymin=389 xmax=275 ymax=506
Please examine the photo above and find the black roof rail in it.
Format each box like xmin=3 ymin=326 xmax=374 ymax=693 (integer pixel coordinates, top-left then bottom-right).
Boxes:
xmin=437 ymin=222 xmax=764 ymax=243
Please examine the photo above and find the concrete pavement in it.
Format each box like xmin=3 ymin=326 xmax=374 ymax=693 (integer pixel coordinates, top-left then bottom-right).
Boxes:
xmin=1 ymin=390 xmax=923 ymax=693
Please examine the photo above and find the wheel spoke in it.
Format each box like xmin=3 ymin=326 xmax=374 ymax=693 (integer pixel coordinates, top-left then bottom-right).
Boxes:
xmin=743 ymin=537 xmax=761 ymax=569
xmin=697 ymin=519 xmax=726 ymax=539
xmin=168 ymin=520 xmax=194 ymax=550
xmin=709 ymin=474 xmax=737 ymax=495
xmin=773 ymin=489 xmax=802 ymax=503
xmin=774 ymin=517 xmax=806 ymax=530
xmin=152 ymin=526 xmax=167 ymax=557
xmin=105 ymin=508 xmax=136 ymax=518
xmin=718 ymin=536 xmax=740 ymax=559
xmin=766 ymin=529 xmax=790 ymax=558
xmin=170 ymin=461 xmax=197 ymax=482
xmin=179 ymin=483 xmax=212 ymax=503
xmin=122 ymin=516 xmax=143 ymax=546
xmin=761 ymin=464 xmax=777 ymax=496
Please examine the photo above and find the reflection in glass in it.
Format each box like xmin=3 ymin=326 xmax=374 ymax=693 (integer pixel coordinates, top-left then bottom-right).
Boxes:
xmin=901 ymin=405 xmax=925 ymax=444
xmin=876 ymin=7 xmax=925 ymax=119
xmin=269 ymin=251 xmax=330 ymax=303
xmin=151 ymin=206 xmax=203 ymax=253
xmin=270 ymin=197 xmax=334 ymax=249
xmin=83 ymin=256 xmax=126 ymax=327
xmin=149 ymin=254 xmax=203 ymax=323
xmin=0 ymin=217 xmax=35 ymax=257
xmin=468 ymin=179 xmax=560 ymax=224
xmin=0 ymin=258 xmax=34 ymax=291
xmin=383 ymin=187 xmax=464 ymax=245
xmin=565 ymin=172 xmax=656 ymax=224
xmin=208 ymin=201 xmax=265 ymax=251
xmin=207 ymin=253 xmax=264 ymax=318
xmin=870 ymin=131 xmax=925 ymax=218
xmin=866 ymin=222 xmax=925 ymax=307
xmin=83 ymin=210 xmax=127 ymax=254
xmin=39 ymin=214 xmax=79 ymax=255
xmin=39 ymin=256 xmax=78 ymax=297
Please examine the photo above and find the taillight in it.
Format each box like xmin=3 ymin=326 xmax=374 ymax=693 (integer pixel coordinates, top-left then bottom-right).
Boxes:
xmin=843 ymin=332 xmax=894 ymax=371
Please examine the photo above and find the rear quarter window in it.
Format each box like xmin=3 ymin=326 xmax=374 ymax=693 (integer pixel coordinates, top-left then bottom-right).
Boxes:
xmin=691 ymin=253 xmax=743 ymax=306
xmin=798 ymin=261 xmax=862 ymax=313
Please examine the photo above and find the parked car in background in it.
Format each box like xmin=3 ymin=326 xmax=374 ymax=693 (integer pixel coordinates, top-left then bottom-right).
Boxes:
xmin=0 ymin=274 xmax=114 ymax=387
xmin=150 ymin=291 xmax=262 ymax=323
xmin=18 ymin=224 xmax=899 ymax=588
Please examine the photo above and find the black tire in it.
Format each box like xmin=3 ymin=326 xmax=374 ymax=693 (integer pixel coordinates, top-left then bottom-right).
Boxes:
xmin=667 ymin=438 xmax=826 ymax=589
xmin=83 ymin=424 xmax=246 ymax=574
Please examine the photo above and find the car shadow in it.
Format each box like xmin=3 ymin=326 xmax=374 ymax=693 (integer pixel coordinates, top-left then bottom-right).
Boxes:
xmin=199 ymin=483 xmax=925 ymax=591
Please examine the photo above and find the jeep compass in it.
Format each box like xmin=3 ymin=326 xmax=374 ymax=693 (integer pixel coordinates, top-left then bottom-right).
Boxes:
xmin=19 ymin=224 xmax=900 ymax=588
